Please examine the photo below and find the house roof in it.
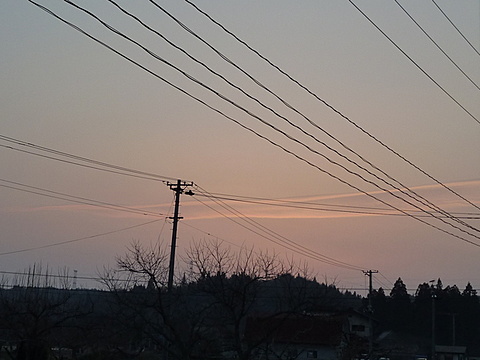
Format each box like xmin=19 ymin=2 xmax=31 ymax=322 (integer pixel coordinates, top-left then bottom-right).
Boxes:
xmin=244 ymin=314 xmax=344 ymax=346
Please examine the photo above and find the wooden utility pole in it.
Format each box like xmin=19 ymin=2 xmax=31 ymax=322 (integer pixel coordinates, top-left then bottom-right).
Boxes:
xmin=363 ymin=269 xmax=378 ymax=359
xmin=167 ymin=180 xmax=193 ymax=292
xmin=432 ymin=293 xmax=436 ymax=360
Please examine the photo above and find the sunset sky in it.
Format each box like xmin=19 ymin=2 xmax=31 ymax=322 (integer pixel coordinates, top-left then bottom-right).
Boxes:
xmin=1 ymin=1 xmax=479 ymax=292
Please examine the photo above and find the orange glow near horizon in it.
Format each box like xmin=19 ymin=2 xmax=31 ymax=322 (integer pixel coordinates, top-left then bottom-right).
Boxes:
xmin=5 ymin=179 xmax=478 ymax=222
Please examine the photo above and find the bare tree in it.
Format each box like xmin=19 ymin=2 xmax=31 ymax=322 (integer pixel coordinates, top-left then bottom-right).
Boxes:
xmin=185 ymin=239 xmax=320 ymax=360
xmin=102 ymin=239 xmax=350 ymax=360
xmin=0 ymin=264 xmax=91 ymax=360
xmin=101 ymin=240 xmax=219 ymax=360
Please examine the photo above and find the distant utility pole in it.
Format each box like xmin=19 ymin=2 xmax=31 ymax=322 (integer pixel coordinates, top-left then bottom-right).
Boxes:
xmin=363 ymin=269 xmax=378 ymax=359
xmin=439 ymin=312 xmax=457 ymax=346
xmin=166 ymin=180 xmax=193 ymax=292
xmin=73 ymin=269 xmax=77 ymax=289
xmin=432 ymin=293 xmax=436 ymax=360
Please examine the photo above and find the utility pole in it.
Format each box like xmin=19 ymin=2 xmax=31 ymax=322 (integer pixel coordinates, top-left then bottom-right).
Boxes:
xmin=73 ymin=269 xmax=77 ymax=289
xmin=363 ymin=269 xmax=378 ymax=360
xmin=166 ymin=180 xmax=193 ymax=292
xmin=451 ymin=313 xmax=456 ymax=346
xmin=432 ymin=293 xmax=436 ymax=360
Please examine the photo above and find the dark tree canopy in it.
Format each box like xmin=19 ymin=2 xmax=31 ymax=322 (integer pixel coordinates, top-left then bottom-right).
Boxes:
xmin=2 ymin=253 xmax=480 ymax=360
xmin=390 ymin=277 xmax=409 ymax=300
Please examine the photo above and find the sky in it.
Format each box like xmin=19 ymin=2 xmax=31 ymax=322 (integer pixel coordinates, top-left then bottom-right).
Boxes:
xmin=1 ymin=1 xmax=479 ymax=293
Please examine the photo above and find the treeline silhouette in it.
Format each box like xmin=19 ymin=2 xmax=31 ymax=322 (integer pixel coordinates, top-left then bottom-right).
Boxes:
xmin=2 ymin=242 xmax=480 ymax=360
xmin=368 ymin=277 xmax=480 ymax=350
xmin=0 ymin=240 xmax=363 ymax=360
xmin=0 ymin=273 xmax=359 ymax=360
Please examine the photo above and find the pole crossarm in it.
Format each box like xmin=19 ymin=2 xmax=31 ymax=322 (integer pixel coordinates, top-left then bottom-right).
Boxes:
xmin=166 ymin=180 xmax=194 ymax=192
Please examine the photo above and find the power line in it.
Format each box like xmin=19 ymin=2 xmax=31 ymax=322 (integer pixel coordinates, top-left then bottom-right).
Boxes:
xmin=0 ymin=134 xmax=183 ymax=183
xmin=137 ymin=1 xmax=480 ymax=235
xmin=183 ymin=0 xmax=480 ymax=214
xmin=348 ymin=0 xmax=480 ymax=126
xmin=180 ymin=221 xmax=238 ymax=247
xmin=181 ymin=221 xmax=352 ymax=279
xmin=0 ymin=218 xmax=162 ymax=256
xmin=2 ymin=268 xmax=478 ymax=294
xmin=394 ymin=0 xmax=480 ymax=91
xmin=1 ymin=267 xmax=478 ymax=295
xmin=378 ymin=271 xmax=395 ymax=288
xmin=431 ymin=0 xmax=480 ymax=58
xmin=3 ymin=135 xmax=478 ymax=223
xmin=0 ymin=269 xmax=103 ymax=283
xmin=58 ymin=0 xmax=480 ymax=241
xmin=28 ymin=1 xmax=480 ymax=248
xmin=0 ymin=143 xmax=162 ymax=182
xmin=195 ymin=191 xmax=480 ymax=219
xmin=196 ymin=193 xmax=398 ymax=217
xmin=193 ymin=186 xmax=366 ymax=271
xmin=0 ymin=178 xmax=165 ymax=218
xmin=191 ymin=186 xmax=365 ymax=272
